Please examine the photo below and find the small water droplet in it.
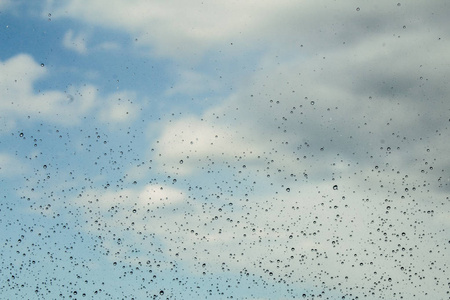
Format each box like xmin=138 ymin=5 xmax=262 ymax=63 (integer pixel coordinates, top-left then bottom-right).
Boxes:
xmin=333 ymin=185 xmax=338 ymax=190
xmin=286 ymin=188 xmax=290 ymax=192
xmin=356 ymin=7 xmax=360 ymax=11
xmin=310 ymin=101 xmax=315 ymax=105
xmin=43 ymin=165 xmax=47 ymax=169
xmin=179 ymin=160 xmax=183 ymax=164
xmin=40 ymin=63 xmax=45 ymax=67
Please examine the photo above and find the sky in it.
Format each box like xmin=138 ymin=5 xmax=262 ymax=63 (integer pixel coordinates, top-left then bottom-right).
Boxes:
xmin=1 ymin=0 xmax=449 ymax=299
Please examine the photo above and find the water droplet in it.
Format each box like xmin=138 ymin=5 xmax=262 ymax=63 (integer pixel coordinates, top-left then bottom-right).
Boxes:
xmin=310 ymin=101 xmax=315 ymax=105
xmin=43 ymin=165 xmax=47 ymax=169
xmin=159 ymin=290 xmax=164 ymax=295
xmin=332 ymin=185 xmax=338 ymax=190
xmin=356 ymin=7 xmax=360 ymax=11
xmin=40 ymin=63 xmax=45 ymax=67
xmin=286 ymin=188 xmax=290 ymax=192
xmin=19 ymin=133 xmax=24 ymax=137
xmin=179 ymin=160 xmax=183 ymax=164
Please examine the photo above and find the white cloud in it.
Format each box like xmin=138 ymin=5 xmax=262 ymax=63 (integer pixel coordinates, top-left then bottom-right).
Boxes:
xmin=165 ymin=69 xmax=221 ymax=96
xmin=45 ymin=0 xmax=304 ymax=60
xmin=95 ymin=41 xmax=120 ymax=51
xmin=0 ymin=0 xmax=12 ymax=10
xmin=45 ymin=0 xmax=450 ymax=64
xmin=153 ymin=116 xmax=264 ymax=175
xmin=98 ymin=91 xmax=140 ymax=124
xmin=0 ymin=54 xmax=142 ymax=131
xmin=0 ymin=54 xmax=97 ymax=127
xmin=0 ymin=152 xmax=29 ymax=177
xmin=62 ymin=29 xmax=88 ymax=54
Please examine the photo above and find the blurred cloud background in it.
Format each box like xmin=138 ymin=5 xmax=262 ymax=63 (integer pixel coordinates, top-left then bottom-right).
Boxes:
xmin=1 ymin=0 xmax=449 ymax=299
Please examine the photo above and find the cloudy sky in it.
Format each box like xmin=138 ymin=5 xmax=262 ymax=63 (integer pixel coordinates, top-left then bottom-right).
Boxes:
xmin=1 ymin=0 xmax=449 ymax=299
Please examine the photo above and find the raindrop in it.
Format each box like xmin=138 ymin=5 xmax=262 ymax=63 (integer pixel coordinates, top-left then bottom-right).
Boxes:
xmin=356 ymin=7 xmax=360 ymax=11
xmin=332 ymin=185 xmax=338 ymax=190
xmin=43 ymin=165 xmax=47 ymax=169
xmin=40 ymin=63 xmax=45 ymax=67
xmin=19 ymin=133 xmax=24 ymax=137
xmin=286 ymin=188 xmax=290 ymax=192
xmin=179 ymin=160 xmax=183 ymax=164
xmin=159 ymin=290 xmax=164 ymax=295
xmin=310 ymin=101 xmax=315 ymax=105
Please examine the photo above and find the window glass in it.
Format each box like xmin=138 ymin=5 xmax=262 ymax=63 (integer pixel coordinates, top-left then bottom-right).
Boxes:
xmin=1 ymin=1 xmax=449 ymax=299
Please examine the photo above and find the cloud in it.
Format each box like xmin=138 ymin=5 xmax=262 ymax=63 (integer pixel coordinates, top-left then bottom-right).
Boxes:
xmin=152 ymin=115 xmax=264 ymax=175
xmin=165 ymin=69 xmax=221 ymax=96
xmin=0 ymin=54 xmax=141 ymax=132
xmin=44 ymin=0 xmax=306 ymax=60
xmin=0 ymin=54 xmax=97 ymax=127
xmin=95 ymin=41 xmax=120 ymax=51
xmin=62 ymin=29 xmax=88 ymax=54
xmin=0 ymin=0 xmax=12 ymax=10
xmin=98 ymin=91 xmax=140 ymax=124
xmin=30 ymin=1 xmax=450 ymax=298
xmin=0 ymin=152 xmax=29 ymax=177
xmin=137 ymin=1 xmax=449 ymax=296
xmin=45 ymin=0 xmax=450 ymax=64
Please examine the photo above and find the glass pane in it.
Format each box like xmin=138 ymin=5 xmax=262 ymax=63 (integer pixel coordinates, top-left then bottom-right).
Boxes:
xmin=1 ymin=1 xmax=449 ymax=298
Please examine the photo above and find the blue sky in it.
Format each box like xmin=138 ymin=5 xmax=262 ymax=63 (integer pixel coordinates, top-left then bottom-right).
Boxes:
xmin=1 ymin=0 xmax=450 ymax=299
